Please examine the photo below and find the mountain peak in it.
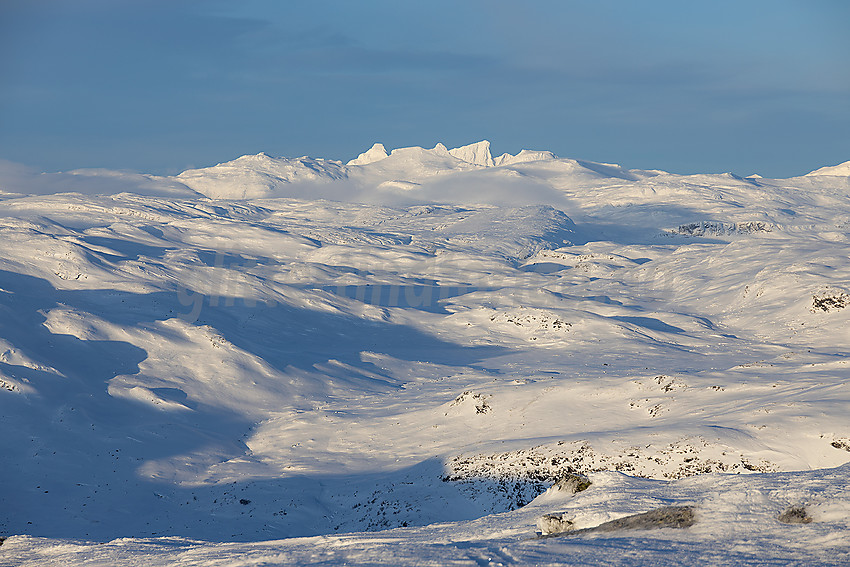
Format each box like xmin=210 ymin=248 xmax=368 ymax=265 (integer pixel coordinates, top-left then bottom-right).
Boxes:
xmin=432 ymin=142 xmax=450 ymax=156
xmin=494 ymin=149 xmax=558 ymax=166
xmin=347 ymin=139 xmax=561 ymax=170
xmin=448 ymin=140 xmax=494 ymax=167
xmin=805 ymin=160 xmax=850 ymax=177
xmin=348 ymin=143 xmax=389 ymax=166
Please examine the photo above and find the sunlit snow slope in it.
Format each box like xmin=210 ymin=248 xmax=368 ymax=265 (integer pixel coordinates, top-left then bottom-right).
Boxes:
xmin=1 ymin=142 xmax=849 ymax=565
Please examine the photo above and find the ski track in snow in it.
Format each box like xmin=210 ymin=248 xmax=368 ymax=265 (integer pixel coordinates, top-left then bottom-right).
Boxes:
xmin=1 ymin=141 xmax=850 ymax=565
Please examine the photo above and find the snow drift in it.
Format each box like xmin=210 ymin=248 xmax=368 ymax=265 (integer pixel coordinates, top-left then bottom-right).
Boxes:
xmin=1 ymin=142 xmax=849 ymax=566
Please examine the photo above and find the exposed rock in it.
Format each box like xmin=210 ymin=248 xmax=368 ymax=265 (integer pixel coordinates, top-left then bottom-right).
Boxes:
xmin=812 ymin=291 xmax=850 ymax=312
xmin=538 ymin=512 xmax=574 ymax=535
xmin=671 ymin=221 xmax=773 ymax=237
xmin=584 ymin=505 xmax=696 ymax=533
xmin=778 ymin=506 xmax=813 ymax=524
xmin=553 ymin=473 xmax=591 ymax=494
xmin=538 ymin=505 xmax=697 ymax=539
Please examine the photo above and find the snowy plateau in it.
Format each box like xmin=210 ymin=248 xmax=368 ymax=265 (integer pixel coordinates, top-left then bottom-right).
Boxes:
xmin=1 ymin=140 xmax=850 ymax=566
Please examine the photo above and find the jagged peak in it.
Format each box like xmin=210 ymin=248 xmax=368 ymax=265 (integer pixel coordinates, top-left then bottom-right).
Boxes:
xmin=347 ymin=140 xmax=562 ymax=169
xmin=432 ymin=142 xmax=450 ymax=156
xmin=347 ymin=143 xmax=389 ymax=166
xmin=448 ymin=140 xmax=494 ymax=167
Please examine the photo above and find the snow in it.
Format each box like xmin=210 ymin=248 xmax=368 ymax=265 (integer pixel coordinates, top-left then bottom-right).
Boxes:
xmin=0 ymin=143 xmax=849 ymax=565
xmin=805 ymin=160 xmax=850 ymax=177
xmin=176 ymin=154 xmax=348 ymax=199
xmin=4 ymin=466 xmax=850 ymax=565
xmin=494 ymin=149 xmax=558 ymax=166
xmin=0 ymin=160 xmax=200 ymax=198
xmin=448 ymin=140 xmax=495 ymax=167
xmin=346 ymin=143 xmax=389 ymax=166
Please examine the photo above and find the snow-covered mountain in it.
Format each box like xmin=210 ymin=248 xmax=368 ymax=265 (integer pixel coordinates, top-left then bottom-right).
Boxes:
xmin=806 ymin=159 xmax=850 ymax=177
xmin=168 ymin=140 xmax=643 ymax=202
xmin=176 ymin=153 xmax=349 ymax=199
xmin=1 ymin=144 xmax=849 ymax=566
xmin=347 ymin=142 xmax=389 ymax=166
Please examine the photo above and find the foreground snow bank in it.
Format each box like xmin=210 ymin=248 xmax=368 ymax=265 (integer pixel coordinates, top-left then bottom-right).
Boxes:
xmin=5 ymin=464 xmax=849 ymax=566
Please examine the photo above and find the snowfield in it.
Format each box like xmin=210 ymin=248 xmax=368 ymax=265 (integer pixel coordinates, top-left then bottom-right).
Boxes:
xmin=1 ymin=141 xmax=849 ymax=565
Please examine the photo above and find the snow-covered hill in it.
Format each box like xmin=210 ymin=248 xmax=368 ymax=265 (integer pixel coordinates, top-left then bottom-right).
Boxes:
xmin=167 ymin=140 xmax=651 ymax=204
xmin=806 ymin=160 xmax=850 ymax=177
xmin=1 ymin=144 xmax=849 ymax=565
xmin=176 ymin=153 xmax=349 ymax=199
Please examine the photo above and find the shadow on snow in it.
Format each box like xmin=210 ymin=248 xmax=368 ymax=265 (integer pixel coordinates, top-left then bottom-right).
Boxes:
xmin=0 ymin=269 xmax=507 ymax=541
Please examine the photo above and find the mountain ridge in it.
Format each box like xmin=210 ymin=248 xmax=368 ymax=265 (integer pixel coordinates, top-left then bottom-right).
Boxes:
xmin=1 ymin=144 xmax=848 ymax=202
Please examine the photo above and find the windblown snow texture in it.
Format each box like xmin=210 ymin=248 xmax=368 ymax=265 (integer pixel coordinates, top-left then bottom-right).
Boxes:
xmin=1 ymin=141 xmax=849 ymax=566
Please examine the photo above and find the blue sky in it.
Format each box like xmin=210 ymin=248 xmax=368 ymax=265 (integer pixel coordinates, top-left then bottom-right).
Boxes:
xmin=1 ymin=0 xmax=848 ymax=177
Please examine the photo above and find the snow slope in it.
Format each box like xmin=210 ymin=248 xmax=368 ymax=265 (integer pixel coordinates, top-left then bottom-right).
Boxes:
xmin=806 ymin=160 xmax=850 ymax=177
xmin=169 ymin=140 xmax=638 ymax=205
xmin=1 ymin=143 xmax=849 ymax=565
xmin=6 ymin=465 xmax=850 ymax=565
xmin=176 ymin=153 xmax=348 ymax=199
